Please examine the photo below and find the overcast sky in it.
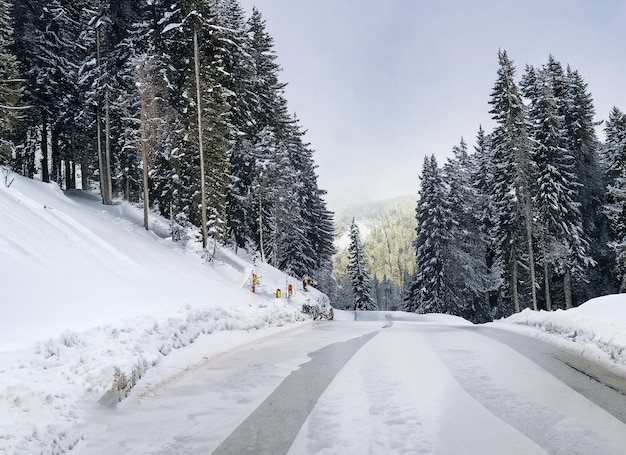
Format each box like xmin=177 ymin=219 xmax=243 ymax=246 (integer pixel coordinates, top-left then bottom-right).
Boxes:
xmin=237 ymin=0 xmax=626 ymax=212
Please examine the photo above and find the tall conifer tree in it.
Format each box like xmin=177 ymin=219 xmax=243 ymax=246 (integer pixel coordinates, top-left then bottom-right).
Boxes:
xmin=347 ymin=218 xmax=377 ymax=311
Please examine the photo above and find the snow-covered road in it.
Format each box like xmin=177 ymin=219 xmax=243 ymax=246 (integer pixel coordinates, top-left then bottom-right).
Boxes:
xmin=75 ymin=320 xmax=626 ymax=454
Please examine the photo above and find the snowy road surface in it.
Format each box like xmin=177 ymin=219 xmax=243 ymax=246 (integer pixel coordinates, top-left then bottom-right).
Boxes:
xmin=76 ymin=320 xmax=626 ymax=454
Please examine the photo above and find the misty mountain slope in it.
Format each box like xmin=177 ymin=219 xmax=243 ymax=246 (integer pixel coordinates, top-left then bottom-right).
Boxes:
xmin=333 ymin=195 xmax=416 ymax=287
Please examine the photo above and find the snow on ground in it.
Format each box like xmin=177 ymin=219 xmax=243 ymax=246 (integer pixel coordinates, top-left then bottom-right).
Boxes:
xmin=493 ymin=295 xmax=626 ymax=370
xmin=2 ymin=167 xmax=626 ymax=454
xmin=0 ymin=169 xmax=328 ymax=454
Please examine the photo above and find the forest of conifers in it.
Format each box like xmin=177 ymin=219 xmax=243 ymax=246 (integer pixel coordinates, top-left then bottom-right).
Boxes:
xmin=404 ymin=51 xmax=626 ymax=322
xmin=3 ymin=2 xmax=626 ymax=323
xmin=0 ymin=0 xmax=336 ymax=291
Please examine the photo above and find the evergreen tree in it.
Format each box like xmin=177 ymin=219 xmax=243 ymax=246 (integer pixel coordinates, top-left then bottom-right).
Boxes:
xmin=472 ymin=126 xmax=501 ymax=314
xmin=488 ymin=50 xmax=537 ymax=314
xmin=0 ymin=0 xmax=20 ymax=164
xmin=347 ymin=218 xmax=377 ymax=311
xmin=526 ymin=65 xmax=592 ymax=309
xmin=564 ymin=67 xmax=613 ymax=301
xmin=443 ymin=139 xmax=495 ymax=322
xmin=406 ymin=155 xmax=452 ymax=314
xmin=604 ymin=107 xmax=626 ymax=290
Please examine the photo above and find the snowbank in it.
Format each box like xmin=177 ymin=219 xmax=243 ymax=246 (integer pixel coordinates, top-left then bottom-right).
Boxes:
xmin=495 ymin=294 xmax=626 ymax=368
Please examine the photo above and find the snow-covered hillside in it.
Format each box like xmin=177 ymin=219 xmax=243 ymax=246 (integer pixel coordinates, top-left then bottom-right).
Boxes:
xmin=0 ymin=168 xmax=330 ymax=453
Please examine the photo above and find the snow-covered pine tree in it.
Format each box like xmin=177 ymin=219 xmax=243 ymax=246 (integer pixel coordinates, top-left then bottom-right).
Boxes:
xmin=488 ymin=50 xmax=537 ymax=314
xmin=0 ymin=0 xmax=20 ymax=164
xmin=347 ymin=218 xmax=377 ymax=311
xmin=106 ymin=0 xmax=144 ymax=204
xmin=563 ymin=66 xmax=610 ymax=301
xmin=604 ymin=107 xmax=626 ymax=290
xmin=471 ymin=126 xmax=502 ymax=314
xmin=443 ymin=138 xmax=495 ymax=322
xmin=243 ymin=7 xmax=292 ymax=257
xmin=276 ymin=117 xmax=334 ymax=283
xmin=216 ymin=0 xmax=258 ymax=251
xmin=199 ymin=15 xmax=232 ymax=248
xmin=128 ymin=0 xmax=186 ymax=236
xmin=525 ymin=65 xmax=590 ymax=310
xmin=12 ymin=0 xmax=63 ymax=183
xmin=405 ymin=155 xmax=452 ymax=314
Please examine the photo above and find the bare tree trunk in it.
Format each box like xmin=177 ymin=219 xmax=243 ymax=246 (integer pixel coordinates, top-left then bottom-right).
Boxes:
xmin=259 ymin=195 xmax=266 ymax=263
xmin=96 ymin=24 xmax=112 ymax=205
xmin=194 ymin=30 xmax=208 ymax=249
xmin=52 ymin=126 xmax=61 ymax=184
xmin=140 ymin=109 xmax=149 ymax=230
xmin=64 ymin=160 xmax=72 ymax=190
xmin=541 ymin=238 xmax=552 ymax=311
xmin=103 ymin=93 xmax=113 ymax=202
xmin=512 ymin=244 xmax=520 ymax=313
xmin=81 ymin=161 xmax=89 ymax=190
xmin=41 ymin=110 xmax=49 ymax=183
xmin=564 ymin=268 xmax=573 ymax=309
xmin=524 ymin=197 xmax=538 ymax=311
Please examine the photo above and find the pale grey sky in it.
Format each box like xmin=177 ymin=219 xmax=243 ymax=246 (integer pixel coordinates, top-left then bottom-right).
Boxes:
xmin=238 ymin=0 xmax=626 ymax=212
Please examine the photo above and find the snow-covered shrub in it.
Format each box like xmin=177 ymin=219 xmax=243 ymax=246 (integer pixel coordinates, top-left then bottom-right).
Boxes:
xmin=302 ymin=294 xmax=334 ymax=320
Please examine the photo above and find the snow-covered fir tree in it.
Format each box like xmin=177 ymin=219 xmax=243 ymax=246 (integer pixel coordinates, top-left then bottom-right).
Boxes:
xmin=0 ymin=0 xmax=19 ymax=164
xmin=561 ymin=66 xmax=607 ymax=303
xmin=443 ymin=139 xmax=496 ymax=322
xmin=488 ymin=50 xmax=537 ymax=314
xmin=347 ymin=218 xmax=377 ymax=311
xmin=524 ymin=64 xmax=592 ymax=310
xmin=604 ymin=107 xmax=626 ymax=290
xmin=406 ymin=155 xmax=452 ymax=314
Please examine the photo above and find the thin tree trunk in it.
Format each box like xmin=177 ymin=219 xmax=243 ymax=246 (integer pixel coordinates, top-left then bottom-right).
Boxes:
xmin=64 ymin=160 xmax=72 ymax=190
xmin=259 ymin=195 xmax=266 ymax=262
xmin=170 ymin=203 xmax=175 ymax=242
xmin=541 ymin=235 xmax=552 ymax=311
xmin=140 ymin=97 xmax=149 ymax=230
xmin=194 ymin=29 xmax=208 ymax=249
xmin=81 ymin=161 xmax=89 ymax=190
xmin=41 ymin=110 xmax=49 ymax=183
xmin=52 ymin=126 xmax=60 ymax=184
xmin=96 ymin=25 xmax=112 ymax=205
xmin=512 ymin=245 xmax=520 ymax=314
xmin=70 ymin=161 xmax=76 ymax=189
xmin=524 ymin=197 xmax=538 ymax=311
xmin=564 ymin=268 xmax=573 ymax=309
xmin=141 ymin=142 xmax=149 ymax=229
xmin=103 ymin=93 xmax=113 ymax=203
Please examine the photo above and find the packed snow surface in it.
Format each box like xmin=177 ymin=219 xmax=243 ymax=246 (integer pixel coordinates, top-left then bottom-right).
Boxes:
xmin=1 ymin=168 xmax=626 ymax=453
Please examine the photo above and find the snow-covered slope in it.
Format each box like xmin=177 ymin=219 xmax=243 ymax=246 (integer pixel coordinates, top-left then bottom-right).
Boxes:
xmin=0 ymin=168 xmax=329 ymax=454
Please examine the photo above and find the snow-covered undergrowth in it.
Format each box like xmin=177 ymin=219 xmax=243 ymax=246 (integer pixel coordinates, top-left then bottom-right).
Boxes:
xmin=497 ymin=294 xmax=626 ymax=368
xmin=0 ymin=169 xmax=329 ymax=454
xmin=1 ymin=304 xmax=309 ymax=454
